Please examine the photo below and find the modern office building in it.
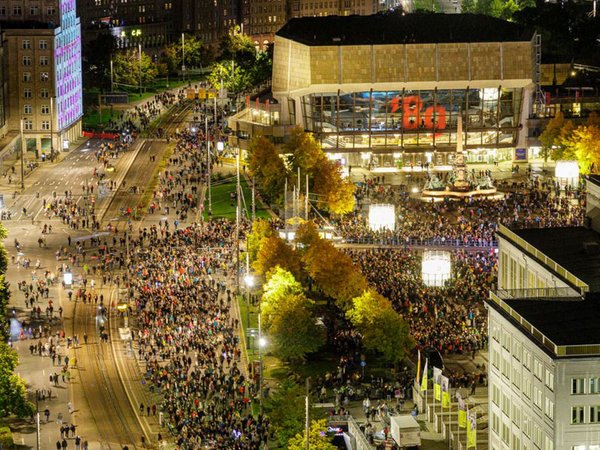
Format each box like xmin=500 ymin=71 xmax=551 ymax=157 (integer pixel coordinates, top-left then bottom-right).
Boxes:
xmin=230 ymin=13 xmax=538 ymax=168
xmin=486 ymin=176 xmax=600 ymax=450
xmin=0 ymin=0 xmax=83 ymax=153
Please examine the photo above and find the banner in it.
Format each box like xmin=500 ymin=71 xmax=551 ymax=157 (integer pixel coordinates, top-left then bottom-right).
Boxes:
xmin=420 ymin=359 xmax=428 ymax=392
xmin=457 ymin=392 xmax=467 ymax=428
xmin=467 ymin=411 xmax=477 ymax=448
xmin=416 ymin=350 xmax=421 ymax=384
xmin=441 ymin=376 xmax=450 ymax=408
xmin=433 ymin=367 xmax=442 ymax=401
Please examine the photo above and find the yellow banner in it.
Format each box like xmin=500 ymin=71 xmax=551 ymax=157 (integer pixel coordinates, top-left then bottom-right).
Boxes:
xmin=434 ymin=384 xmax=441 ymax=401
xmin=420 ymin=360 xmax=428 ymax=392
xmin=442 ymin=391 xmax=450 ymax=408
xmin=458 ymin=410 xmax=467 ymax=428
xmin=467 ymin=414 xmax=477 ymax=448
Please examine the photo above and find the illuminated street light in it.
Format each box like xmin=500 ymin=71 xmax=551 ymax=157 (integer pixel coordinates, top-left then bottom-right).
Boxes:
xmin=259 ymin=337 xmax=267 ymax=348
xmin=555 ymin=160 xmax=579 ymax=189
xmin=244 ymin=274 xmax=255 ymax=287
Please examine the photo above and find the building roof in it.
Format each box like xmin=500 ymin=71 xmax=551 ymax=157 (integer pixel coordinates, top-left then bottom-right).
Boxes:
xmin=510 ymin=227 xmax=600 ymax=292
xmin=276 ymin=13 xmax=534 ymax=46
xmin=503 ymin=296 xmax=600 ymax=347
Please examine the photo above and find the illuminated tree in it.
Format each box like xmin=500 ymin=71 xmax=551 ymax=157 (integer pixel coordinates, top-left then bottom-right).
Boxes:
xmin=565 ymin=125 xmax=600 ymax=174
xmin=254 ymin=235 xmax=303 ymax=279
xmin=247 ymin=136 xmax=289 ymax=203
xmin=163 ymin=34 xmax=209 ymax=74
xmin=539 ymin=111 xmax=565 ymax=162
xmin=113 ymin=50 xmax=158 ymax=87
xmin=264 ymin=379 xmax=305 ymax=447
xmin=288 ymin=419 xmax=337 ymax=450
xmin=347 ymin=290 xmax=413 ymax=364
xmin=312 ymin=158 xmax=355 ymax=215
xmin=285 ymin=127 xmax=324 ymax=174
xmin=0 ymin=342 xmax=34 ymax=417
xmin=261 ymin=268 xmax=324 ymax=362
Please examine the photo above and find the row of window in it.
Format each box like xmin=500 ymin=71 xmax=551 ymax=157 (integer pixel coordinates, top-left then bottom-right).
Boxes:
xmin=22 ymin=72 xmax=50 ymax=82
xmin=22 ymin=40 xmax=49 ymax=50
xmin=573 ymin=446 xmax=600 ymax=450
xmin=0 ymin=6 xmax=55 ymax=16
xmin=23 ymin=105 xmax=51 ymax=115
xmin=491 ymin=410 xmax=554 ymax=450
xmin=21 ymin=119 xmax=50 ymax=131
xmin=23 ymin=89 xmax=50 ymax=99
xmin=22 ymin=56 xmax=49 ymax=66
xmin=571 ymin=377 xmax=600 ymax=395
xmin=571 ymin=406 xmax=600 ymax=424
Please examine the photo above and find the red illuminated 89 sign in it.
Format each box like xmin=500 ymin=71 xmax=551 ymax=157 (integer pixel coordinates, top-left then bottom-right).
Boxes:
xmin=390 ymin=95 xmax=447 ymax=130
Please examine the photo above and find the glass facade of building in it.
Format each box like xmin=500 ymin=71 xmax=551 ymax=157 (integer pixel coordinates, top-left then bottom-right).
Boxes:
xmin=300 ymin=87 xmax=523 ymax=164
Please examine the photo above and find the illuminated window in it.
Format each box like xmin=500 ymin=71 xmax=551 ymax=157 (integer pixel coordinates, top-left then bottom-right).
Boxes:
xmin=40 ymin=72 xmax=49 ymax=82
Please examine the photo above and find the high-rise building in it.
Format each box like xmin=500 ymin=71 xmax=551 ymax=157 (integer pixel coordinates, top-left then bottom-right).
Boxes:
xmin=487 ymin=176 xmax=600 ymax=450
xmin=0 ymin=0 xmax=83 ymax=154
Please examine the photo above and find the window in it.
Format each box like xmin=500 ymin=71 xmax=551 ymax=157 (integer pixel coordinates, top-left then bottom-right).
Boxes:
xmin=41 ymin=105 xmax=49 ymax=114
xmin=39 ymin=40 xmax=48 ymax=49
xmin=512 ymin=433 xmax=521 ymax=450
xmin=22 ymin=56 xmax=31 ymax=66
xmin=571 ymin=378 xmax=586 ymax=395
xmin=22 ymin=40 xmax=31 ymax=49
xmin=512 ymin=366 xmax=521 ymax=389
xmin=571 ymin=406 xmax=585 ymax=424
xmin=13 ymin=5 xmax=22 ymax=15
xmin=492 ymin=347 xmax=500 ymax=369
xmin=512 ymin=341 xmax=522 ymax=361
xmin=533 ymin=387 xmax=542 ymax=409
xmin=40 ymin=72 xmax=49 ymax=82
xmin=523 ymin=349 xmax=531 ymax=371
xmin=572 ymin=446 xmax=586 ymax=450
xmin=544 ymin=436 xmax=554 ymax=450
xmin=40 ymin=56 xmax=49 ymax=66
xmin=492 ymin=384 xmax=500 ymax=405
xmin=23 ymin=119 xmax=33 ymax=130
xmin=522 ymin=414 xmax=531 ymax=437
xmin=502 ymin=393 xmax=510 ymax=415
xmin=30 ymin=6 xmax=39 ymax=15
xmin=502 ymin=423 xmax=510 ymax=444
xmin=0 ymin=6 xmax=5 ymax=15
xmin=545 ymin=370 xmax=554 ymax=391
xmin=533 ymin=359 xmax=543 ymax=380
xmin=40 ymin=89 xmax=49 ymax=99
xmin=47 ymin=7 xmax=56 ymax=15
xmin=590 ymin=406 xmax=600 ymax=423
xmin=23 ymin=72 xmax=32 ymax=82
xmin=590 ymin=378 xmax=600 ymax=394
xmin=24 ymin=105 xmax=32 ymax=114
xmin=41 ymin=120 xmax=50 ymax=130
xmin=512 ymin=404 xmax=521 ymax=426
xmin=544 ymin=398 xmax=554 ymax=420
xmin=523 ymin=376 xmax=532 ymax=399
xmin=492 ymin=411 xmax=500 ymax=434
xmin=533 ymin=425 xmax=542 ymax=448
xmin=24 ymin=89 xmax=32 ymax=99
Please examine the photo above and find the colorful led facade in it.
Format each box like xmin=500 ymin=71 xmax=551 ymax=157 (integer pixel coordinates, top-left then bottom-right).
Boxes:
xmin=55 ymin=0 xmax=83 ymax=131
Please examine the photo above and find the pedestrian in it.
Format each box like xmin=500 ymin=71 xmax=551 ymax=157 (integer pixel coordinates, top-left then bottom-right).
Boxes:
xmin=68 ymin=401 xmax=73 ymax=414
xmin=61 ymin=438 xmax=67 ymax=449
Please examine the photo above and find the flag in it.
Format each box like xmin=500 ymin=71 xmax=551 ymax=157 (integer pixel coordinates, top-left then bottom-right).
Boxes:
xmin=441 ymin=376 xmax=450 ymax=408
xmin=467 ymin=410 xmax=477 ymax=448
xmin=416 ymin=350 xmax=421 ymax=384
xmin=433 ymin=367 xmax=442 ymax=401
xmin=457 ymin=392 xmax=466 ymax=428
xmin=420 ymin=359 xmax=428 ymax=392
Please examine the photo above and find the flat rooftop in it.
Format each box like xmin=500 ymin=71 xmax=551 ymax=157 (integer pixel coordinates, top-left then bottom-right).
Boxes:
xmin=503 ymin=297 xmax=600 ymax=347
xmin=509 ymin=227 xmax=600 ymax=292
xmin=276 ymin=13 xmax=534 ymax=46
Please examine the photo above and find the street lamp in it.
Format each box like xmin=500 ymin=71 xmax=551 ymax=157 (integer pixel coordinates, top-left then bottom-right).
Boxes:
xmin=258 ymin=314 xmax=265 ymax=414
xmin=138 ymin=43 xmax=142 ymax=95
xmin=181 ymin=33 xmax=185 ymax=81
xmin=19 ymin=118 xmax=25 ymax=190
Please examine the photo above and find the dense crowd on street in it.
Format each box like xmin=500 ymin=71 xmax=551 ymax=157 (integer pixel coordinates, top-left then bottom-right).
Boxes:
xmin=339 ymin=180 xmax=585 ymax=245
xmin=126 ymin=222 xmax=266 ymax=449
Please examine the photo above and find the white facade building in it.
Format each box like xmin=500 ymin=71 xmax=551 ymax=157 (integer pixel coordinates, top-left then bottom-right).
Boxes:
xmin=487 ymin=197 xmax=600 ymax=450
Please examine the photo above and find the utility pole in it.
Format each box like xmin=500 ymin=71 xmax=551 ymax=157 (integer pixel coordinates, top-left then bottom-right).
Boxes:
xmin=251 ymin=177 xmax=256 ymax=222
xmin=20 ymin=118 xmax=25 ymax=190
xmin=305 ymin=173 xmax=309 ymax=220
xmin=205 ymin=115 xmax=212 ymax=214
xmin=50 ymin=96 xmax=55 ymax=159
xmin=181 ymin=33 xmax=185 ymax=81
xmin=138 ymin=43 xmax=142 ymax=95
xmin=110 ymin=59 xmax=114 ymax=92
xmin=235 ymin=147 xmax=241 ymax=294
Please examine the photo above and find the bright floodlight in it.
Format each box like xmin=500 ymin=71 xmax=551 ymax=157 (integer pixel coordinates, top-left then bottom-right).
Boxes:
xmin=217 ymin=141 xmax=224 ymax=151
xmin=244 ymin=274 xmax=255 ymax=287
xmin=422 ymin=251 xmax=451 ymax=287
xmin=63 ymin=272 xmax=73 ymax=285
xmin=259 ymin=337 xmax=267 ymax=348
xmin=368 ymin=204 xmax=395 ymax=232
xmin=555 ymin=160 xmax=579 ymax=189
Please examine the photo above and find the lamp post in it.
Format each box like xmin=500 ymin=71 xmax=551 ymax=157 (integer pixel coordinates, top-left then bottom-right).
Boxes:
xmin=138 ymin=43 xmax=142 ymax=95
xmin=110 ymin=59 xmax=114 ymax=92
xmin=181 ymin=33 xmax=185 ymax=81
xmin=19 ymin=118 xmax=25 ymax=190
xmin=205 ymin=115 xmax=212 ymax=215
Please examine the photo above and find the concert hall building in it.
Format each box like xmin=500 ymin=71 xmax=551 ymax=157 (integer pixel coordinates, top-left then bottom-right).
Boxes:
xmin=230 ymin=13 xmax=539 ymax=169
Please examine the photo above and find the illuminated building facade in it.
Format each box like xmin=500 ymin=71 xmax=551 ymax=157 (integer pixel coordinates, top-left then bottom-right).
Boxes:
xmin=0 ymin=0 xmax=82 ymax=153
xmin=262 ymin=14 xmax=537 ymax=168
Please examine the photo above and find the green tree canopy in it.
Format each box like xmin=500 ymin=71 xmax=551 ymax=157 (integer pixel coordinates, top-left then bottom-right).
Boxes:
xmin=261 ymin=268 xmax=325 ymax=362
xmin=219 ymin=26 xmax=257 ymax=70
xmin=288 ymin=419 xmax=337 ymax=450
xmin=264 ymin=378 xmax=305 ymax=447
xmin=163 ymin=34 xmax=208 ymax=74
xmin=247 ymin=136 xmax=289 ymax=203
xmin=0 ymin=342 xmax=34 ymax=417
xmin=113 ymin=50 xmax=158 ymax=87
xmin=246 ymin=219 xmax=274 ymax=264
xmin=565 ymin=125 xmax=600 ymax=174
xmin=347 ymin=290 xmax=413 ymax=364
xmin=254 ymin=235 xmax=303 ymax=280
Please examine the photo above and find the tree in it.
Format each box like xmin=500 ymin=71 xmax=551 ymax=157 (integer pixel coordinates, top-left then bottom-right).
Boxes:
xmin=347 ymin=290 xmax=413 ymax=364
xmin=0 ymin=342 xmax=34 ymax=417
xmin=261 ymin=268 xmax=325 ymax=362
xmin=303 ymin=239 xmax=368 ymax=310
xmin=0 ymin=276 xmax=10 ymax=341
xmin=113 ymin=50 xmax=158 ymax=87
xmin=312 ymin=159 xmax=355 ymax=215
xmin=564 ymin=125 xmax=600 ymax=174
xmin=207 ymin=60 xmax=253 ymax=94
xmin=288 ymin=419 xmax=336 ymax=450
xmin=539 ymin=111 xmax=565 ymax=162
xmin=264 ymin=378 xmax=305 ymax=447
xmin=254 ymin=236 xmax=303 ymax=279
xmin=163 ymin=34 xmax=208 ymax=74
xmin=285 ymin=127 xmax=324 ymax=174
xmin=461 ymin=0 xmax=477 ymax=13
xmin=219 ymin=26 xmax=257 ymax=70
xmin=246 ymin=219 xmax=274 ymax=264
xmin=247 ymin=136 xmax=289 ymax=203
